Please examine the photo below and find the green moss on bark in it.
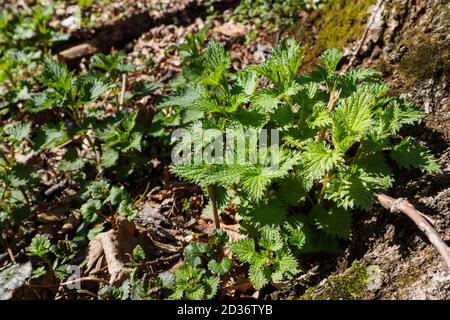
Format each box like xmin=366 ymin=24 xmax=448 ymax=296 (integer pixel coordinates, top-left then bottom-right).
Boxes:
xmin=290 ymin=0 xmax=376 ymax=69
xmin=398 ymin=34 xmax=450 ymax=87
xmin=300 ymin=261 xmax=370 ymax=300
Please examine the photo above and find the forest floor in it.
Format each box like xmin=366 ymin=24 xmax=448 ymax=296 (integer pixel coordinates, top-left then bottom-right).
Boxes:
xmin=1 ymin=0 xmax=449 ymax=300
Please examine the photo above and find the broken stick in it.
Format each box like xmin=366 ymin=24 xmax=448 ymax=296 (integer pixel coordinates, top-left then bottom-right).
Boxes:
xmin=376 ymin=193 xmax=450 ymax=271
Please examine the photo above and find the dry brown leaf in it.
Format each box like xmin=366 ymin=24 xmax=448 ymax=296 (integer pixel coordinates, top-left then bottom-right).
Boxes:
xmin=213 ymin=21 xmax=248 ymax=38
xmin=57 ymin=211 xmax=81 ymax=236
xmin=136 ymin=204 xmax=170 ymax=227
xmin=85 ymin=237 xmax=104 ymax=276
xmin=37 ymin=205 xmax=71 ymax=223
xmin=85 ymin=218 xmax=156 ymax=285
xmin=99 ymin=230 xmax=133 ymax=285
xmin=221 ymin=275 xmax=254 ymax=298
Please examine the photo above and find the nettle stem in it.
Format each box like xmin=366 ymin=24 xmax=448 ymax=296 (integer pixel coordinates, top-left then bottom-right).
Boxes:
xmin=119 ymin=74 xmax=127 ymax=106
xmin=207 ymin=185 xmax=221 ymax=229
xmin=66 ymin=104 xmax=102 ymax=164
xmin=317 ymin=86 xmax=340 ymax=143
xmin=317 ymin=86 xmax=341 ymax=203
xmin=84 ymin=134 xmax=101 ymax=164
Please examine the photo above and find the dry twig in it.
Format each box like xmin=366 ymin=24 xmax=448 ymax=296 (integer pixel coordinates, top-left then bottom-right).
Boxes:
xmin=376 ymin=193 xmax=450 ymax=271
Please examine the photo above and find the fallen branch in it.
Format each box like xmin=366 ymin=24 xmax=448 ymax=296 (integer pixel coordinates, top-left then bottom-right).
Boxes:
xmin=376 ymin=193 xmax=450 ymax=271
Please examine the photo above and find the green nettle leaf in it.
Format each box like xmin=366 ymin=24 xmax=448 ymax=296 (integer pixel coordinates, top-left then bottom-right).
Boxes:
xmin=77 ymin=76 xmax=110 ymax=103
xmin=90 ymin=53 xmax=135 ymax=76
xmin=240 ymin=167 xmax=274 ymax=201
xmin=122 ymin=111 xmax=138 ymax=132
xmin=4 ymin=122 xmax=32 ymax=143
xmin=391 ymin=137 xmax=441 ymax=173
xmin=32 ymin=122 xmax=68 ymax=151
xmin=301 ymin=142 xmax=343 ymax=181
xmin=252 ymin=38 xmax=304 ymax=86
xmin=398 ymin=101 xmax=424 ymax=125
xmin=306 ymin=102 xmax=332 ymax=129
xmin=203 ymin=276 xmax=220 ymax=299
xmin=248 ymin=264 xmax=271 ymax=290
xmin=272 ymin=104 xmax=293 ymax=126
xmin=105 ymin=186 xmax=129 ymax=206
xmin=202 ymin=40 xmax=231 ymax=87
xmin=80 ymin=199 xmax=102 ymax=223
xmin=2 ymin=164 xmax=34 ymax=187
xmin=117 ymin=60 xmax=135 ymax=74
xmin=278 ymin=176 xmax=307 ymax=206
xmin=229 ymin=238 xmax=256 ymax=264
xmin=158 ymin=272 xmax=175 ymax=290
xmin=242 ymin=200 xmax=288 ymax=227
xmin=188 ymin=285 xmax=206 ymax=300
xmin=27 ymin=234 xmax=51 ymax=258
xmin=158 ymin=84 xmax=205 ymax=109
xmin=251 ymin=88 xmax=280 ymax=113
xmin=376 ymin=102 xmax=402 ymax=138
xmin=275 ymin=251 xmax=299 ymax=277
xmin=41 ymin=57 xmax=72 ymax=93
xmin=171 ymin=163 xmax=242 ymax=187
xmin=259 ymin=226 xmax=283 ymax=251
xmin=236 ymin=70 xmax=259 ymax=95
xmin=184 ymin=242 xmax=207 ymax=267
xmin=207 ymin=257 xmax=233 ymax=276
xmin=132 ymin=245 xmax=146 ymax=263
xmin=31 ymin=266 xmax=47 ymax=279
xmin=284 ymin=219 xmax=306 ymax=249
xmin=123 ymin=131 xmax=143 ymax=152
xmin=327 ymin=176 xmax=371 ymax=210
xmin=28 ymin=91 xmax=54 ymax=112
xmin=132 ymin=80 xmax=161 ymax=96
xmin=57 ymin=148 xmax=85 ymax=172
xmin=333 ymin=90 xmax=375 ymax=152
xmin=100 ymin=148 xmax=119 ymax=168
xmin=319 ymin=48 xmax=343 ymax=76
xmin=310 ymin=205 xmax=352 ymax=239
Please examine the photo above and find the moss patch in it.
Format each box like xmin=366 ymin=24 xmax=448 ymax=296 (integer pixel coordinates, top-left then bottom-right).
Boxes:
xmin=300 ymin=261 xmax=370 ymax=300
xmin=398 ymin=34 xmax=450 ymax=87
xmin=290 ymin=0 xmax=376 ymax=69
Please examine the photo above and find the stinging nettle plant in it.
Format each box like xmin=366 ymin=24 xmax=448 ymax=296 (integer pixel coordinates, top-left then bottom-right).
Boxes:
xmin=2 ymin=52 xmax=159 ymax=246
xmin=29 ymin=54 xmax=157 ymax=173
xmin=0 ymin=6 xmax=69 ymax=117
xmin=160 ymin=38 xmax=441 ymax=290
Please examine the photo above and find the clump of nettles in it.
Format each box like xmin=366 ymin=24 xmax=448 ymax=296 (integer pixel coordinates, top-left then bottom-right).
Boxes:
xmin=0 ymin=6 xmax=69 ymax=241
xmin=160 ymin=38 xmax=440 ymax=292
